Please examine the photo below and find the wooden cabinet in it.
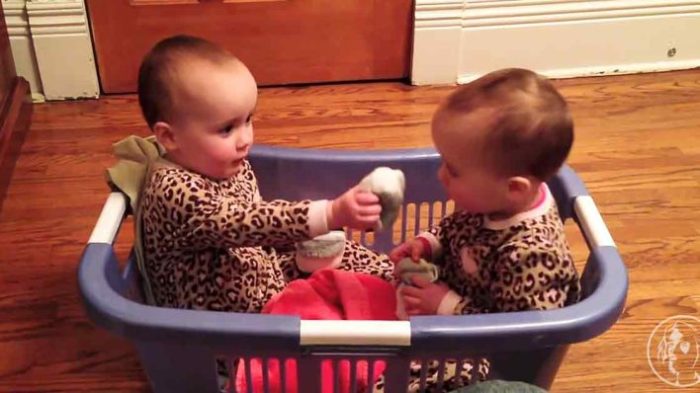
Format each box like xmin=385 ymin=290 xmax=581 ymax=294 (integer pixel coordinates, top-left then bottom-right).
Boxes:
xmin=0 ymin=0 xmax=30 ymax=209
xmin=0 ymin=0 xmax=16 ymax=109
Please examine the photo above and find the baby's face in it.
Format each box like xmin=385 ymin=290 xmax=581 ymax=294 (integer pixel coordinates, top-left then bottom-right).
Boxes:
xmin=431 ymin=109 xmax=511 ymax=214
xmin=167 ymin=59 xmax=258 ymax=179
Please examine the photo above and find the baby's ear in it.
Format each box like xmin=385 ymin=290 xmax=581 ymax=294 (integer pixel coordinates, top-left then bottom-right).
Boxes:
xmin=507 ymin=176 xmax=533 ymax=196
xmin=152 ymin=121 xmax=177 ymax=152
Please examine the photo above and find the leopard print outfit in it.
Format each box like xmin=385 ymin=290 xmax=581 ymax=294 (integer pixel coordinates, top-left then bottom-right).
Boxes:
xmin=398 ymin=184 xmax=581 ymax=392
xmin=139 ymin=158 xmax=393 ymax=312
xmin=425 ymin=185 xmax=580 ymax=315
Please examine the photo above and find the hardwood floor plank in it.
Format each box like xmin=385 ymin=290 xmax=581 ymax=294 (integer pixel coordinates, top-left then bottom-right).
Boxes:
xmin=1 ymin=69 xmax=699 ymax=392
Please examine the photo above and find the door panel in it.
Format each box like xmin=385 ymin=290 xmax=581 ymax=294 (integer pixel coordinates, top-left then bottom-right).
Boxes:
xmin=86 ymin=0 xmax=413 ymax=93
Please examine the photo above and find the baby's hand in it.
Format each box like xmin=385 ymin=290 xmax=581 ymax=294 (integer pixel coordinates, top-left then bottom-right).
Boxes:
xmin=328 ymin=186 xmax=382 ymax=230
xmin=400 ymin=276 xmax=449 ymax=315
xmin=389 ymin=238 xmax=427 ymax=263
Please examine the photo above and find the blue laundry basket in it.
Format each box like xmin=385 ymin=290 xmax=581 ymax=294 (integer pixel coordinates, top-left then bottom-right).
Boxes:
xmin=78 ymin=145 xmax=628 ymax=392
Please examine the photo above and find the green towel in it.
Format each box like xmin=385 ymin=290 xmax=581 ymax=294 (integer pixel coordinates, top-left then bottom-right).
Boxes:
xmin=104 ymin=135 xmax=165 ymax=305
xmin=449 ymin=380 xmax=548 ymax=393
xmin=105 ymin=135 xmax=165 ymax=212
xmin=396 ymin=257 xmax=439 ymax=285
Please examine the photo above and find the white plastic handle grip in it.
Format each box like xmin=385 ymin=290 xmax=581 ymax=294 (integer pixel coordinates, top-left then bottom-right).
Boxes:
xmin=300 ymin=320 xmax=411 ymax=346
xmin=88 ymin=192 xmax=127 ymax=244
xmin=574 ymin=196 xmax=616 ymax=249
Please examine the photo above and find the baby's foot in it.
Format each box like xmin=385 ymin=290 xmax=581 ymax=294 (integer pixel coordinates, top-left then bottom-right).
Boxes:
xmin=295 ymin=230 xmax=346 ymax=273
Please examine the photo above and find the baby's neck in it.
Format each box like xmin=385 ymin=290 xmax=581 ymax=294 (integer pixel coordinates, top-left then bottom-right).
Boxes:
xmin=486 ymin=184 xmax=545 ymax=221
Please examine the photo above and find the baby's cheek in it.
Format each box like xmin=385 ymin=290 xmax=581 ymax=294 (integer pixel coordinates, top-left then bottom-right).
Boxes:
xmin=453 ymin=190 xmax=476 ymax=210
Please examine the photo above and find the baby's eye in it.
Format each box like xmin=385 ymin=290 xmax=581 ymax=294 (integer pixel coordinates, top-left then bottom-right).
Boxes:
xmin=219 ymin=123 xmax=234 ymax=134
xmin=246 ymin=114 xmax=253 ymax=124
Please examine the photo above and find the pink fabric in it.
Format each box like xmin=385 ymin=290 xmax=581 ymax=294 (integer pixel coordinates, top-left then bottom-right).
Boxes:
xmin=235 ymin=269 xmax=397 ymax=393
xmin=531 ymin=184 xmax=546 ymax=209
xmin=415 ymin=236 xmax=433 ymax=259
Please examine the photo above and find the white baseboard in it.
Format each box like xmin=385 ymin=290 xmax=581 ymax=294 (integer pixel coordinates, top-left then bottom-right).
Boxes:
xmin=413 ymin=0 xmax=700 ymax=85
xmin=3 ymin=0 xmax=44 ymax=101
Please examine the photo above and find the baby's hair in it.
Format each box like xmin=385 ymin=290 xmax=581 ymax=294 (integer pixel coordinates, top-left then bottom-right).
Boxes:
xmin=138 ymin=35 xmax=237 ymax=128
xmin=442 ymin=68 xmax=573 ymax=181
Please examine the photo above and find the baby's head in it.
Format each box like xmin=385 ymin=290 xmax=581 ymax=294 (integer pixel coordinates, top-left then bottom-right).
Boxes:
xmin=431 ymin=68 xmax=573 ymax=217
xmin=138 ymin=35 xmax=257 ymax=179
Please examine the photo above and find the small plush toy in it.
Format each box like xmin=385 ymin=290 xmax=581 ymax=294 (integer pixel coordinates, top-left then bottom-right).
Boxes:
xmin=358 ymin=167 xmax=405 ymax=231
xmin=396 ymin=257 xmax=439 ymax=285
xmin=395 ymin=257 xmax=440 ymax=319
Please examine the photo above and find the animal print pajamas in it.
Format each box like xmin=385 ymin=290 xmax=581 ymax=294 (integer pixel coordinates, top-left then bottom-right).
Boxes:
xmin=139 ymin=159 xmax=393 ymax=312
xmin=402 ymin=184 xmax=581 ymax=391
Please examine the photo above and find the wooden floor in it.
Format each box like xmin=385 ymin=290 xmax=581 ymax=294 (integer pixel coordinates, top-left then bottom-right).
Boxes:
xmin=0 ymin=70 xmax=699 ymax=392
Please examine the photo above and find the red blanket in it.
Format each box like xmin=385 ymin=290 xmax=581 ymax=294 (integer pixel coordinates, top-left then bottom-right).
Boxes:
xmin=235 ymin=269 xmax=397 ymax=393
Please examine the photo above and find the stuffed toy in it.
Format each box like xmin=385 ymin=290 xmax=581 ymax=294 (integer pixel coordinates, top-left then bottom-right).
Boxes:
xmin=358 ymin=166 xmax=405 ymax=231
xmin=395 ymin=257 xmax=440 ymax=319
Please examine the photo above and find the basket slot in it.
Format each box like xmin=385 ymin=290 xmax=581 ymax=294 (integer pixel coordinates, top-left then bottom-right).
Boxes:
xmin=366 ymin=359 xmax=380 ymax=392
xmin=426 ymin=202 xmax=435 ymax=229
xmin=262 ymin=357 xmax=271 ymax=393
xmin=381 ymin=356 xmax=412 ymax=393
xmin=224 ymin=358 xmax=235 ymax=393
xmin=436 ymin=357 xmax=446 ymax=389
xmin=418 ymin=358 xmax=429 ymax=391
xmin=244 ymin=357 xmax=254 ymax=393
xmin=332 ymin=359 xmax=342 ymax=392
xmin=402 ymin=203 xmax=410 ymax=243
xmin=297 ymin=356 xmax=321 ymax=393
xmin=348 ymin=359 xmax=359 ymax=392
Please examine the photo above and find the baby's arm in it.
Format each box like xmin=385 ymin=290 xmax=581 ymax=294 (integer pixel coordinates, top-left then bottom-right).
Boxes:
xmin=389 ymin=212 xmax=456 ymax=263
xmin=420 ymin=248 xmax=577 ymax=316
xmin=154 ymin=170 xmax=376 ymax=250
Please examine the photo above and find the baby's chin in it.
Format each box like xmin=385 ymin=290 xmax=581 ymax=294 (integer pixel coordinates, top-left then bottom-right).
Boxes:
xmin=204 ymin=167 xmax=241 ymax=180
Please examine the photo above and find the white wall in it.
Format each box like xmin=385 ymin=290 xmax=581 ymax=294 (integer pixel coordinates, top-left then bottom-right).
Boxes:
xmin=412 ymin=0 xmax=700 ymax=85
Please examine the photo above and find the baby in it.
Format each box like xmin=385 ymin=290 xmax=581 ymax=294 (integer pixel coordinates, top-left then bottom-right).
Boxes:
xmin=135 ymin=35 xmax=394 ymax=312
xmin=391 ymin=68 xmax=581 ymax=390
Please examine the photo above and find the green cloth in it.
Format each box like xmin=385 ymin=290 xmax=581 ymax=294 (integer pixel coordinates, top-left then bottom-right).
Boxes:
xmin=396 ymin=257 xmax=439 ymax=285
xmin=105 ymin=135 xmax=165 ymax=305
xmin=105 ymin=135 xmax=165 ymax=212
xmin=449 ymin=380 xmax=548 ymax=393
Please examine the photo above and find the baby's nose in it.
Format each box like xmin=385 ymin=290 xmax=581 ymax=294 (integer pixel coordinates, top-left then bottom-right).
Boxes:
xmin=237 ymin=131 xmax=253 ymax=151
xmin=237 ymin=141 xmax=250 ymax=153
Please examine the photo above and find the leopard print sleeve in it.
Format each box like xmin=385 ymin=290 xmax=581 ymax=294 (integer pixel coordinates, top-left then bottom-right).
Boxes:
xmin=489 ymin=244 xmax=579 ymax=312
xmin=150 ymin=167 xmax=323 ymax=250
